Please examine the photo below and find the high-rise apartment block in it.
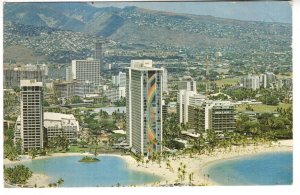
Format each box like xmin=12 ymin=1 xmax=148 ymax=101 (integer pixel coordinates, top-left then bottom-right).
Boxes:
xmin=241 ymin=75 xmax=260 ymax=90
xmin=177 ymin=90 xmax=197 ymax=124
xmin=259 ymin=72 xmax=276 ymax=88
xmin=161 ymin=67 xmax=169 ymax=94
xmin=126 ymin=60 xmax=163 ymax=156
xmin=95 ymin=42 xmax=103 ymax=62
xmin=112 ymin=72 xmax=126 ymax=87
xmin=20 ymin=80 xmax=44 ymax=152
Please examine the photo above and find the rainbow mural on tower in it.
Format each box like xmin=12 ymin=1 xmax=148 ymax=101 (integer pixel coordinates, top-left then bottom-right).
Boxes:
xmin=147 ymin=72 xmax=157 ymax=151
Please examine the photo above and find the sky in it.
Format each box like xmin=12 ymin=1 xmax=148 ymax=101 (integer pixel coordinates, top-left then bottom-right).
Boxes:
xmin=91 ymin=1 xmax=292 ymax=23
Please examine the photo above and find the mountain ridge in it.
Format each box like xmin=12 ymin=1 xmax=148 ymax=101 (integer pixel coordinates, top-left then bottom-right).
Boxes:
xmin=4 ymin=2 xmax=292 ymax=63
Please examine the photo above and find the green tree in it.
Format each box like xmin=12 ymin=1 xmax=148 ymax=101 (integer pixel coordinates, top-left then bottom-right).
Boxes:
xmin=4 ymin=145 xmax=19 ymax=161
xmin=4 ymin=165 xmax=33 ymax=184
xmin=28 ymin=148 xmax=38 ymax=159
xmin=79 ymin=140 xmax=88 ymax=148
xmin=43 ymin=100 xmax=50 ymax=106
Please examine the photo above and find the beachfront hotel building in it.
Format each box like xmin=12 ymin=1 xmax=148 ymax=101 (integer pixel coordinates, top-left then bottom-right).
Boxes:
xmin=188 ymin=100 xmax=236 ymax=133
xmin=15 ymin=112 xmax=79 ymax=143
xmin=70 ymin=58 xmax=100 ymax=85
xmin=20 ymin=80 xmax=44 ymax=152
xmin=126 ymin=60 xmax=163 ymax=156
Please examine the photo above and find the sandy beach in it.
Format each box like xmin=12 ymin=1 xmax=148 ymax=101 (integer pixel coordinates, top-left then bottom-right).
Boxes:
xmin=4 ymin=140 xmax=293 ymax=187
xmin=120 ymin=139 xmax=293 ymax=186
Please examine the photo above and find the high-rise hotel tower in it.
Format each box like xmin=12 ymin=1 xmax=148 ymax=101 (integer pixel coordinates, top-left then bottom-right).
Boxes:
xmin=126 ymin=60 xmax=163 ymax=156
xmin=20 ymin=80 xmax=44 ymax=152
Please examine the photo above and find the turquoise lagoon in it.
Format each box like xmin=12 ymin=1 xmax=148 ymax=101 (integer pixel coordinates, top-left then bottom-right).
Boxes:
xmin=20 ymin=155 xmax=160 ymax=187
xmin=206 ymin=151 xmax=293 ymax=185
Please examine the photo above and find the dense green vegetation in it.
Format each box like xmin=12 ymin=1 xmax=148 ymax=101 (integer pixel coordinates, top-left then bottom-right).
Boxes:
xmin=4 ymin=127 xmax=21 ymax=161
xmin=4 ymin=165 xmax=33 ymax=185
xmin=47 ymin=131 xmax=70 ymax=152
xmin=163 ymin=105 xmax=292 ymax=152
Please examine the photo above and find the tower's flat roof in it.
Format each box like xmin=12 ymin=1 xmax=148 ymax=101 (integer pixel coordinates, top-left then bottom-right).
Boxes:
xmin=20 ymin=80 xmax=43 ymax=87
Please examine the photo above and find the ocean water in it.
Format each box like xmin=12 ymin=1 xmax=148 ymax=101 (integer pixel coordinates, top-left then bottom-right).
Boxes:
xmin=20 ymin=155 xmax=160 ymax=187
xmin=206 ymin=152 xmax=293 ymax=185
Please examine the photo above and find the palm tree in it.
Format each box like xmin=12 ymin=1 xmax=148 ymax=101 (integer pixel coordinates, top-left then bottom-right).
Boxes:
xmin=57 ymin=178 xmax=64 ymax=186
xmin=188 ymin=172 xmax=194 ymax=185
xmin=145 ymin=159 xmax=149 ymax=168
xmin=28 ymin=148 xmax=38 ymax=159
xmin=177 ymin=167 xmax=182 ymax=182
xmin=181 ymin=164 xmax=187 ymax=182
xmin=136 ymin=157 xmax=140 ymax=167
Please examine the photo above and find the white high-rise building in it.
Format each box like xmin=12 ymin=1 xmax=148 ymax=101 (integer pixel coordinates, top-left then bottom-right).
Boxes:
xmin=241 ymin=75 xmax=260 ymax=90
xmin=126 ymin=60 xmax=163 ymax=156
xmin=161 ymin=67 xmax=168 ymax=94
xmin=20 ymin=80 xmax=44 ymax=152
xmin=177 ymin=90 xmax=205 ymax=124
xmin=112 ymin=72 xmax=126 ymax=87
xmin=71 ymin=59 xmax=100 ymax=85
xmin=66 ymin=66 xmax=72 ymax=81
xmin=259 ymin=72 xmax=276 ymax=88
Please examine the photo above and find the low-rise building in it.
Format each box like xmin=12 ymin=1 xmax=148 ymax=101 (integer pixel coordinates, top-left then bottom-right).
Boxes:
xmin=44 ymin=112 xmax=80 ymax=142
xmin=15 ymin=112 xmax=80 ymax=144
xmin=53 ymin=80 xmax=97 ymax=99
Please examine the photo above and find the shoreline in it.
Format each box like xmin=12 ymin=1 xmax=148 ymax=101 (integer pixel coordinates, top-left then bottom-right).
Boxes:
xmin=3 ymin=139 xmax=293 ymax=187
xmin=119 ymin=139 xmax=293 ymax=186
xmin=201 ymin=149 xmax=293 ymax=185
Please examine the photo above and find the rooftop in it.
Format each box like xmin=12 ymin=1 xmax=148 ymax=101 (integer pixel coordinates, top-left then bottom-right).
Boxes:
xmin=20 ymin=79 xmax=43 ymax=87
xmin=44 ymin=112 xmax=76 ymax=120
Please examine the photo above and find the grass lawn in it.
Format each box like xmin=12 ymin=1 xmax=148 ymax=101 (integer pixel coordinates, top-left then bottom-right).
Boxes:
xmin=214 ymin=77 xmax=240 ymax=87
xmin=276 ymin=72 xmax=293 ymax=79
xmin=236 ymin=103 xmax=292 ymax=113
